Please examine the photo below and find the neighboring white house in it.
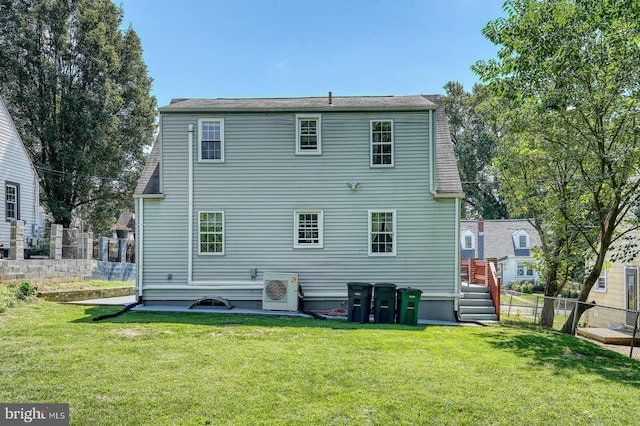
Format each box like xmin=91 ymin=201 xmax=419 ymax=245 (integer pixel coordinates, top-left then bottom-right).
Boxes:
xmin=460 ymin=219 xmax=541 ymax=285
xmin=134 ymin=94 xmax=465 ymax=321
xmin=0 ymin=97 xmax=40 ymax=258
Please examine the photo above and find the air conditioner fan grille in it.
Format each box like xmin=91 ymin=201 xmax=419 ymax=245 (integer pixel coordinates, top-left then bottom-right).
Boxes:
xmin=265 ymin=280 xmax=287 ymax=301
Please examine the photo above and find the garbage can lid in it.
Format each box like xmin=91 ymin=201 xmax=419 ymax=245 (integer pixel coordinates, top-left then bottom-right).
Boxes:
xmin=347 ymin=282 xmax=372 ymax=288
xmin=374 ymin=282 xmax=397 ymax=289
xmin=396 ymin=287 xmax=423 ymax=294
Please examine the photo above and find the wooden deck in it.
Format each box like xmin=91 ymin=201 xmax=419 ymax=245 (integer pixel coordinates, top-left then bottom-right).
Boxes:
xmin=576 ymin=327 xmax=640 ymax=345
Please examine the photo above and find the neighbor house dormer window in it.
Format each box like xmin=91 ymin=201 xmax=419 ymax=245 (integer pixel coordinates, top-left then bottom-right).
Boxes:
xmin=296 ymin=114 xmax=321 ymax=155
xmin=513 ymin=230 xmax=530 ymax=249
xmin=199 ymin=118 xmax=225 ymax=162
xmin=370 ymin=120 xmax=394 ymax=167
xmin=461 ymin=229 xmax=475 ymax=250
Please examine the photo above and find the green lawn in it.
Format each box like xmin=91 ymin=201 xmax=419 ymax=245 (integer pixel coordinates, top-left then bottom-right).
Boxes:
xmin=2 ymin=300 xmax=640 ymax=425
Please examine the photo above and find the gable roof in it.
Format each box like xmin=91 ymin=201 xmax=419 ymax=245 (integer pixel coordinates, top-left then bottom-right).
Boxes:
xmin=460 ymin=219 xmax=542 ymax=260
xmin=0 ymin=97 xmax=38 ymax=179
xmin=159 ymin=95 xmax=436 ymax=112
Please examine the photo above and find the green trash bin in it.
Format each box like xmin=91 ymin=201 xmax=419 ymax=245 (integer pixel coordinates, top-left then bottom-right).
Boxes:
xmin=373 ymin=283 xmax=397 ymax=324
xmin=347 ymin=282 xmax=372 ymax=323
xmin=396 ymin=287 xmax=423 ymax=325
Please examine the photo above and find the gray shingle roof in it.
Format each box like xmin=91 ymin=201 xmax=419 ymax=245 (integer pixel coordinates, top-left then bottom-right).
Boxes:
xmin=134 ymin=137 xmax=161 ymax=197
xmin=460 ymin=219 xmax=542 ymax=260
xmin=423 ymin=95 xmax=464 ymax=196
xmin=159 ymin=95 xmax=436 ymax=112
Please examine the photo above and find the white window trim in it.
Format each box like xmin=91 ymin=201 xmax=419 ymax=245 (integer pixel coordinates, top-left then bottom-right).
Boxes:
xmin=595 ymin=270 xmax=607 ymax=292
xmin=513 ymin=230 xmax=530 ymax=249
xmin=461 ymin=229 xmax=475 ymax=250
xmin=198 ymin=210 xmax=225 ymax=255
xmin=5 ymin=182 xmax=18 ymax=221
xmin=293 ymin=210 xmax=324 ymax=248
xmin=516 ymin=262 xmax=525 ymax=277
xmin=368 ymin=209 xmax=397 ymax=256
xmin=198 ymin=118 xmax=225 ymax=163
xmin=370 ymin=119 xmax=394 ymax=168
xmin=295 ymin=114 xmax=322 ymax=155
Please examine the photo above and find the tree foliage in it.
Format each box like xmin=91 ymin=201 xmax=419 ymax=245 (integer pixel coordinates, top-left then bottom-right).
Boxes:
xmin=474 ymin=0 xmax=640 ymax=331
xmin=0 ymin=0 xmax=156 ymax=229
xmin=443 ymin=81 xmax=509 ymax=219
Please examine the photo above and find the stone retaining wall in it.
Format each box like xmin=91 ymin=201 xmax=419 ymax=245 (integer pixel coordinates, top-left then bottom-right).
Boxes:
xmin=0 ymin=259 xmax=136 ymax=284
xmin=37 ymin=286 xmax=134 ymax=302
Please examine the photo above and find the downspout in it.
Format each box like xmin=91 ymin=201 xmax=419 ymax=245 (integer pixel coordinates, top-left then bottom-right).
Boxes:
xmin=188 ymin=124 xmax=194 ymax=285
xmin=137 ymin=197 xmax=144 ymax=301
xmin=454 ymin=197 xmax=461 ymax=312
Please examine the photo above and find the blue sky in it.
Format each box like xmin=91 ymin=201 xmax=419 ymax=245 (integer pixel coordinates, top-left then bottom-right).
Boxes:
xmin=117 ymin=0 xmax=505 ymax=108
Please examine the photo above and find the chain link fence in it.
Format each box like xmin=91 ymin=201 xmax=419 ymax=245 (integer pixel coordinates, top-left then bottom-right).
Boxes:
xmin=502 ymin=290 xmax=640 ymax=358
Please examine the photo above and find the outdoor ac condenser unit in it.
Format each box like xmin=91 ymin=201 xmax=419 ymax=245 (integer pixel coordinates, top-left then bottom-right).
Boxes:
xmin=262 ymin=272 xmax=299 ymax=311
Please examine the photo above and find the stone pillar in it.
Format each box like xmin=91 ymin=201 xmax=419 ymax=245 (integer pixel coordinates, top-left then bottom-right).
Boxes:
xmin=50 ymin=224 xmax=63 ymax=260
xmin=80 ymin=232 xmax=93 ymax=260
xmin=9 ymin=220 xmax=24 ymax=260
xmin=118 ymin=239 xmax=127 ymax=264
xmin=98 ymin=236 xmax=109 ymax=262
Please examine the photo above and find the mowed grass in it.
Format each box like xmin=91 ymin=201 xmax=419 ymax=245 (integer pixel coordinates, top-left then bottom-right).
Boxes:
xmin=2 ymin=301 xmax=640 ymax=425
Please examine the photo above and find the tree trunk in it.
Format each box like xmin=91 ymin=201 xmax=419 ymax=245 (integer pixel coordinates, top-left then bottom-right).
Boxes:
xmin=540 ymin=299 xmax=556 ymax=329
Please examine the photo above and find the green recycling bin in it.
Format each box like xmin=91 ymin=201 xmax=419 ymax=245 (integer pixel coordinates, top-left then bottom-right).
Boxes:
xmin=347 ymin=282 xmax=372 ymax=323
xmin=396 ymin=287 xmax=423 ymax=325
xmin=373 ymin=283 xmax=397 ymax=324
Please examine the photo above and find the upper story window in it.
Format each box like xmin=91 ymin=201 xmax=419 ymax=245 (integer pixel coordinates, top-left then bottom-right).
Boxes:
xmin=5 ymin=182 xmax=19 ymax=221
xmin=369 ymin=210 xmax=396 ymax=256
xmin=461 ymin=229 xmax=475 ymax=250
xmin=199 ymin=211 xmax=224 ymax=255
xmin=513 ymin=230 xmax=530 ymax=249
xmin=294 ymin=210 xmax=323 ymax=248
xmin=370 ymin=120 xmax=394 ymax=167
xmin=296 ymin=115 xmax=321 ymax=155
xmin=199 ymin=118 xmax=225 ymax=162
xmin=596 ymin=270 xmax=606 ymax=292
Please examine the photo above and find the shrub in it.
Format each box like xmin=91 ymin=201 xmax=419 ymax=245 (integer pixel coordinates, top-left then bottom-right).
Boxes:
xmin=15 ymin=280 xmax=37 ymax=300
xmin=508 ymin=280 xmax=519 ymax=290
xmin=512 ymin=280 xmax=534 ymax=294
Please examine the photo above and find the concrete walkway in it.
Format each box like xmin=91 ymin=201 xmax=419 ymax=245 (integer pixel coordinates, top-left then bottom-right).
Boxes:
xmin=66 ymin=294 xmax=461 ymax=325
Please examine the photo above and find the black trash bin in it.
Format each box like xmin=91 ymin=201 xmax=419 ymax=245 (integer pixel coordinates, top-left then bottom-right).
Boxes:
xmin=396 ymin=287 xmax=423 ymax=325
xmin=373 ymin=283 xmax=397 ymax=324
xmin=347 ymin=282 xmax=372 ymax=323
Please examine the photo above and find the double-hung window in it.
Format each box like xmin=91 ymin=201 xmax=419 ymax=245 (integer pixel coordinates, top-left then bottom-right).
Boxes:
xmin=296 ymin=114 xmax=321 ymax=154
xmin=5 ymin=182 xmax=19 ymax=221
xmin=596 ymin=270 xmax=607 ymax=292
xmin=369 ymin=210 xmax=396 ymax=256
xmin=294 ymin=210 xmax=323 ymax=248
xmin=199 ymin=211 xmax=224 ymax=255
xmin=199 ymin=118 xmax=224 ymax=162
xmin=370 ymin=120 xmax=394 ymax=167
